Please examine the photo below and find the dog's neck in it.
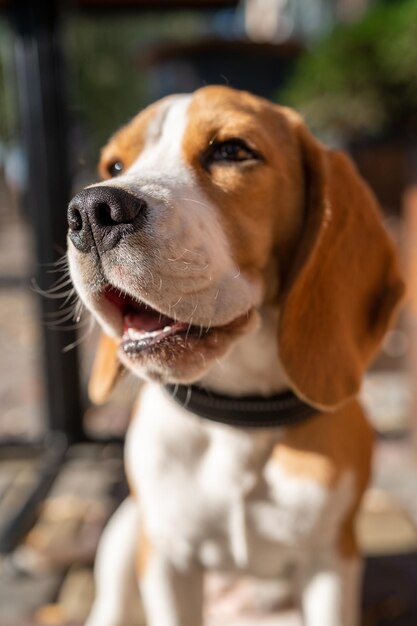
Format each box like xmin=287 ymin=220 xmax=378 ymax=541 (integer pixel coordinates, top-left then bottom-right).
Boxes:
xmin=199 ymin=307 xmax=289 ymax=398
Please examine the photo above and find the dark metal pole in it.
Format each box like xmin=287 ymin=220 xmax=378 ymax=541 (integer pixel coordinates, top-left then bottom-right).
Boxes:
xmin=9 ymin=0 xmax=85 ymax=441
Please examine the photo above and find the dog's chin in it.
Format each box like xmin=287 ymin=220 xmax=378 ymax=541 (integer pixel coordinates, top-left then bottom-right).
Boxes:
xmin=95 ymin=285 xmax=258 ymax=385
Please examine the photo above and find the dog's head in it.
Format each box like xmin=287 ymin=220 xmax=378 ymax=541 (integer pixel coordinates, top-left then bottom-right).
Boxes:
xmin=67 ymin=86 xmax=404 ymax=410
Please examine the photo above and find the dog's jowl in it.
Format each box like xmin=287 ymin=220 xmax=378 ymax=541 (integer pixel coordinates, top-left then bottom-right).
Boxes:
xmin=67 ymin=86 xmax=404 ymax=626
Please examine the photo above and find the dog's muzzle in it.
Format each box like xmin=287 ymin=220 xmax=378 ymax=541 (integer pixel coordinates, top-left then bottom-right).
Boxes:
xmin=67 ymin=186 xmax=147 ymax=253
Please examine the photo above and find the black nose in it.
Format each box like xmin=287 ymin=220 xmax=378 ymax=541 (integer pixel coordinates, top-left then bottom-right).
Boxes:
xmin=67 ymin=186 xmax=147 ymax=253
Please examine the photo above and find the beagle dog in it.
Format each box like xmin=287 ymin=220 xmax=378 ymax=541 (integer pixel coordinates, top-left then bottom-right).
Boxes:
xmin=67 ymin=86 xmax=404 ymax=626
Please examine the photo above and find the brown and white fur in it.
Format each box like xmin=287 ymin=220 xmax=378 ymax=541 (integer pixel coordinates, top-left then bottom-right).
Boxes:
xmin=67 ymin=86 xmax=404 ymax=626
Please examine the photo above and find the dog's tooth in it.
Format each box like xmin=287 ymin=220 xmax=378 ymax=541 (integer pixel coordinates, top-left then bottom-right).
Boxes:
xmin=127 ymin=328 xmax=145 ymax=340
xmin=124 ymin=324 xmax=174 ymax=345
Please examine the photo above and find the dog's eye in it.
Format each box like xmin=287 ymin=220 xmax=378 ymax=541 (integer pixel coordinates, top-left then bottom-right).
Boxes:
xmin=107 ymin=161 xmax=124 ymax=177
xmin=207 ymin=139 xmax=260 ymax=165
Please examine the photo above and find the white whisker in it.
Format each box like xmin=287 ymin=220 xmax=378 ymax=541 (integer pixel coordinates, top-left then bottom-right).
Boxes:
xmin=189 ymin=263 xmax=209 ymax=272
xmin=40 ymin=255 xmax=68 ymax=269
xmin=171 ymin=295 xmax=183 ymax=308
xmin=63 ymin=317 xmax=95 ymax=352
xmin=44 ymin=304 xmax=79 ymax=319
xmin=186 ymin=302 xmax=199 ymax=321
xmin=60 ymin=289 xmax=77 ymax=309
xmin=178 ymin=196 xmax=212 ymax=210
xmin=168 ymin=250 xmax=187 ymax=262
xmin=47 ymin=319 xmax=90 ymax=332
xmin=185 ymin=319 xmax=193 ymax=342
xmin=45 ymin=309 xmax=80 ymax=325
xmin=198 ymin=351 xmax=207 ymax=368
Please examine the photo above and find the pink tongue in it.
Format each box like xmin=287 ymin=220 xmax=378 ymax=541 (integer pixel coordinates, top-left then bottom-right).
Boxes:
xmin=124 ymin=311 xmax=173 ymax=332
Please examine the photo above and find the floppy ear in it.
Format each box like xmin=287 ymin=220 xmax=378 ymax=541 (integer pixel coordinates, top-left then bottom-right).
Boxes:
xmin=88 ymin=333 xmax=123 ymax=404
xmin=278 ymin=120 xmax=405 ymax=410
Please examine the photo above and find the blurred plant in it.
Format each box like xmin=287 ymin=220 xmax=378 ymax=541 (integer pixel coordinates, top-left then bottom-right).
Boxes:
xmin=66 ymin=12 xmax=206 ymax=157
xmin=282 ymin=0 xmax=417 ymax=140
xmin=0 ymin=21 xmax=18 ymax=147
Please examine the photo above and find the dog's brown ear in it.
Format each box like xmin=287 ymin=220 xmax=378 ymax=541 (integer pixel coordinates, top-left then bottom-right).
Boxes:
xmin=278 ymin=120 xmax=405 ymax=410
xmin=89 ymin=333 xmax=123 ymax=404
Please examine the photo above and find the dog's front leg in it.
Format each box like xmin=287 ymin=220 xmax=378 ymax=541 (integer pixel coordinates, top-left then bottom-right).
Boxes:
xmin=139 ymin=549 xmax=204 ymax=626
xmin=85 ymin=497 xmax=143 ymax=626
xmin=299 ymin=554 xmax=361 ymax=626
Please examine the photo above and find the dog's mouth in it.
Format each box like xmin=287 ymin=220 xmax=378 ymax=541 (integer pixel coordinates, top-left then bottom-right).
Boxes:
xmin=103 ymin=286 xmax=212 ymax=354
xmin=98 ymin=284 xmax=256 ymax=382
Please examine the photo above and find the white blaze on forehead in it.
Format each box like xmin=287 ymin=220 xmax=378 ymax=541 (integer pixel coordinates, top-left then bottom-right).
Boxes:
xmin=127 ymin=94 xmax=193 ymax=175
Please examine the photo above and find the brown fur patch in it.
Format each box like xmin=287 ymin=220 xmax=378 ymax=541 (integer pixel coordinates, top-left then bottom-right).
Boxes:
xmin=136 ymin=523 xmax=153 ymax=579
xmin=273 ymin=400 xmax=373 ymax=557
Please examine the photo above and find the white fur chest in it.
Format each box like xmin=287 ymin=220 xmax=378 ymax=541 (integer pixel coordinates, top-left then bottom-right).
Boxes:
xmin=126 ymin=384 xmax=352 ymax=579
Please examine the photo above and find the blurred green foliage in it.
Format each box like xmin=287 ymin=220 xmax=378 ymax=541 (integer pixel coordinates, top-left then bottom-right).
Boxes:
xmin=0 ymin=21 xmax=17 ymax=146
xmin=66 ymin=11 xmax=205 ymax=157
xmin=282 ymin=0 xmax=417 ymax=140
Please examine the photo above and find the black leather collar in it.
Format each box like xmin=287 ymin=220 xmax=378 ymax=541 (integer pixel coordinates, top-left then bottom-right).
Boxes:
xmin=165 ymin=384 xmax=319 ymax=429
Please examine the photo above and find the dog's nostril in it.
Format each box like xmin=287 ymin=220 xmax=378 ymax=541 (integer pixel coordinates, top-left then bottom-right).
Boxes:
xmin=68 ymin=207 xmax=83 ymax=232
xmin=95 ymin=202 xmax=118 ymax=227
xmin=94 ymin=199 xmax=146 ymax=227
